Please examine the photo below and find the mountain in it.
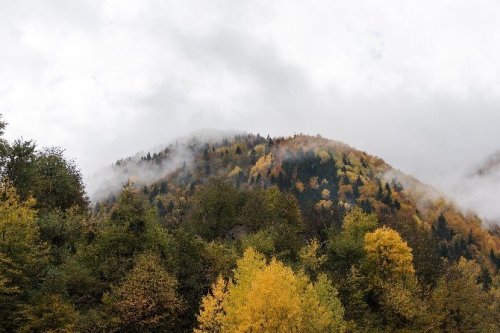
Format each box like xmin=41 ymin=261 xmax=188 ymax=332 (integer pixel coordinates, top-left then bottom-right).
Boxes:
xmin=92 ymin=133 xmax=500 ymax=329
xmin=100 ymin=133 xmax=499 ymax=256
xmin=2 ymin=130 xmax=500 ymax=332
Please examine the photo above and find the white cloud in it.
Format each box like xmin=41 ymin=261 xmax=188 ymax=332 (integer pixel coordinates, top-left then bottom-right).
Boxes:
xmin=1 ymin=0 xmax=499 ymax=220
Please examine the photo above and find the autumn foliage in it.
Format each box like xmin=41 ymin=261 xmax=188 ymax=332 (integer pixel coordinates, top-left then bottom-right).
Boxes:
xmin=0 ymin=118 xmax=498 ymax=332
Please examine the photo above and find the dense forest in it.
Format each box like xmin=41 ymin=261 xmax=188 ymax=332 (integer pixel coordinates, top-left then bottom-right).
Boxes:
xmin=1 ymin=116 xmax=499 ymax=332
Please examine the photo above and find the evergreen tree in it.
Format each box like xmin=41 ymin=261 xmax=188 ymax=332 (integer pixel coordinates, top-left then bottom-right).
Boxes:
xmin=157 ymin=199 xmax=166 ymax=217
xmin=433 ymin=214 xmax=454 ymax=241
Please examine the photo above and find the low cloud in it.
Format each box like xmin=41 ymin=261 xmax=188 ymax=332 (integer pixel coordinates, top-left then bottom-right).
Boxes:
xmin=1 ymin=0 xmax=499 ymax=220
xmin=448 ymin=152 xmax=500 ymax=223
xmin=87 ymin=144 xmax=192 ymax=202
xmin=87 ymin=129 xmax=241 ymax=200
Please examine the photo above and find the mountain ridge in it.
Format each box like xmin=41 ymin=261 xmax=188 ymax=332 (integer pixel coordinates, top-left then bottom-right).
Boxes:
xmin=97 ymin=132 xmax=499 ymax=255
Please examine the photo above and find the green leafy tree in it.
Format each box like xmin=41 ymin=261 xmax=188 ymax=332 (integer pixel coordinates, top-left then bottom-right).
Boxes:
xmin=191 ymin=178 xmax=240 ymax=240
xmin=32 ymin=147 xmax=88 ymax=211
xmin=167 ymin=230 xmax=213 ymax=331
xmin=36 ymin=208 xmax=85 ymax=264
xmin=4 ymin=139 xmax=37 ymax=200
xmin=0 ymin=115 xmax=8 ymax=169
xmin=426 ymin=258 xmax=499 ymax=332
xmin=2 ymin=140 xmax=87 ymax=211
xmin=328 ymin=207 xmax=378 ymax=274
xmin=263 ymin=187 xmax=304 ymax=261
xmin=90 ymin=184 xmax=173 ymax=296
xmin=240 ymin=228 xmax=276 ymax=257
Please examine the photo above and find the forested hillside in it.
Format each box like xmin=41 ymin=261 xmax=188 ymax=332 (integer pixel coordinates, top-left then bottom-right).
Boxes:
xmin=1 ymin=118 xmax=499 ymax=332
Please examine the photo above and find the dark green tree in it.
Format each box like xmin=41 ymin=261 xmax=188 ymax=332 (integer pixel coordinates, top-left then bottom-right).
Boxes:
xmin=190 ymin=178 xmax=240 ymax=240
xmin=33 ymin=147 xmax=88 ymax=211
xmin=4 ymin=139 xmax=37 ymax=200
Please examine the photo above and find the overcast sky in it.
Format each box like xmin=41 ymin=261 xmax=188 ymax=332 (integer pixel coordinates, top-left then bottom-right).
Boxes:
xmin=1 ymin=0 xmax=499 ymax=220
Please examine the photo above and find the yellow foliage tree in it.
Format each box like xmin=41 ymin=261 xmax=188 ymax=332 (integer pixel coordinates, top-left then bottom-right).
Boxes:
xmin=295 ymin=181 xmax=305 ymax=192
xmin=250 ymin=154 xmax=273 ymax=177
xmin=196 ymin=248 xmax=346 ymax=333
xmin=0 ymin=183 xmax=41 ymax=266
xmin=18 ymin=294 xmax=79 ymax=333
xmin=0 ymin=183 xmax=48 ymax=331
xmin=228 ymin=166 xmax=242 ymax=177
xmin=103 ymin=252 xmax=184 ymax=332
xmin=316 ymin=149 xmax=332 ymax=164
xmin=363 ymin=227 xmax=423 ymax=324
xmin=309 ymin=176 xmax=319 ymax=189
xmin=364 ymin=227 xmax=415 ymax=281
xmin=299 ymin=238 xmax=327 ymax=277
xmin=195 ymin=276 xmax=228 ymax=333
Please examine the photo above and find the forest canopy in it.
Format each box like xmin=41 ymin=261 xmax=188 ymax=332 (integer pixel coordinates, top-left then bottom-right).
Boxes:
xmin=0 ymin=116 xmax=499 ymax=332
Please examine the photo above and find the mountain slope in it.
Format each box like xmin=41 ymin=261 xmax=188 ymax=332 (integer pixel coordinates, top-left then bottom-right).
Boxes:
xmin=88 ymin=133 xmax=500 ymax=331
xmin=105 ymin=135 xmax=494 ymax=227
xmin=99 ymin=133 xmax=499 ymax=276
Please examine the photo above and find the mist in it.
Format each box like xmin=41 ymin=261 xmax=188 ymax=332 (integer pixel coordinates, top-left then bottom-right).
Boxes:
xmin=87 ymin=144 xmax=192 ymax=202
xmin=450 ymin=152 xmax=500 ymax=223
xmin=87 ymin=129 xmax=243 ymax=200
xmin=1 ymin=0 xmax=499 ymax=221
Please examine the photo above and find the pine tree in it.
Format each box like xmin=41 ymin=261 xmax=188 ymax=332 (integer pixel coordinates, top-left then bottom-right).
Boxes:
xmin=433 ymin=214 xmax=454 ymax=241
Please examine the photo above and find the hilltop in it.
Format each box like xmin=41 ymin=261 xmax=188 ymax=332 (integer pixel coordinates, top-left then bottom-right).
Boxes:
xmin=101 ymin=133 xmax=499 ymax=259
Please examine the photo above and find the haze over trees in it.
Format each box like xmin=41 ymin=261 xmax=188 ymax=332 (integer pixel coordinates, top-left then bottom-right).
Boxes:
xmin=0 ymin=115 xmax=499 ymax=332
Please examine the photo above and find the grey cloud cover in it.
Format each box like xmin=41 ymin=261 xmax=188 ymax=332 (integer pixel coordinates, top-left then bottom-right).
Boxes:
xmin=1 ymin=0 xmax=499 ymax=220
